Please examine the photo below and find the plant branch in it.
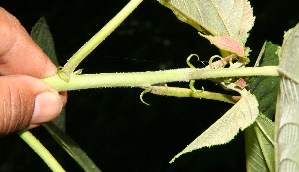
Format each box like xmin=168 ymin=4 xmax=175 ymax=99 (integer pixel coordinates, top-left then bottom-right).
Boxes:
xmin=60 ymin=0 xmax=144 ymax=81
xmin=44 ymin=66 xmax=278 ymax=91
xmin=146 ymin=86 xmax=240 ymax=104
xmin=18 ymin=130 xmax=65 ymax=172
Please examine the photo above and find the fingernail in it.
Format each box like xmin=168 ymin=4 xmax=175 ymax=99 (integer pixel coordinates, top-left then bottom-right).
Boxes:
xmin=31 ymin=92 xmax=62 ymax=124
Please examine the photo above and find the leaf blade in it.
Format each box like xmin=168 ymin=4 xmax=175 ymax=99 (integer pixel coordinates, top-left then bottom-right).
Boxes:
xmin=30 ymin=17 xmax=59 ymax=66
xmin=245 ymin=114 xmax=274 ymax=172
xmin=201 ymin=34 xmax=245 ymax=57
xmin=255 ymin=115 xmax=274 ymax=171
xmin=248 ymin=42 xmax=280 ymax=119
xmin=245 ymin=41 xmax=279 ymax=172
xmin=170 ymin=90 xmax=259 ymax=163
xmin=245 ymin=121 xmax=269 ymax=172
xmin=275 ymin=23 xmax=299 ymax=171
xmin=157 ymin=0 xmax=255 ymax=44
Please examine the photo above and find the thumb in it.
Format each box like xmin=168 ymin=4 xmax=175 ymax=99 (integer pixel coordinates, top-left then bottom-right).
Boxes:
xmin=0 ymin=75 xmax=63 ymax=135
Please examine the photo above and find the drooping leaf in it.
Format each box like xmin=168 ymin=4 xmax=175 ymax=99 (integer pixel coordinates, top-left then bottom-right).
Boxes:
xmin=170 ymin=90 xmax=259 ymax=163
xmin=275 ymin=23 xmax=299 ymax=172
xmin=245 ymin=114 xmax=274 ymax=172
xmin=157 ymin=0 xmax=255 ymax=44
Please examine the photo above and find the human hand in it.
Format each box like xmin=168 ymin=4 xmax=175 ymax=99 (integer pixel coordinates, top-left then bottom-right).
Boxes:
xmin=0 ymin=8 xmax=67 ymax=135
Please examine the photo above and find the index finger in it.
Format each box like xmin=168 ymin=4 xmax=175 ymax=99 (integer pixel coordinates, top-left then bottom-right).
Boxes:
xmin=0 ymin=7 xmax=57 ymax=78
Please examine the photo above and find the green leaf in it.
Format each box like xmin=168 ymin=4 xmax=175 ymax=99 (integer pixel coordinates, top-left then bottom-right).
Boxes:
xmin=156 ymin=0 xmax=255 ymax=44
xmin=275 ymin=23 xmax=299 ymax=172
xmin=30 ymin=17 xmax=59 ymax=66
xmin=43 ymin=123 xmax=102 ymax=172
xmin=245 ymin=42 xmax=279 ymax=172
xmin=278 ymin=27 xmax=299 ymax=83
xmin=248 ymin=42 xmax=279 ymax=119
xmin=245 ymin=114 xmax=274 ymax=172
xmin=255 ymin=115 xmax=274 ymax=171
xmin=170 ymin=90 xmax=259 ymax=163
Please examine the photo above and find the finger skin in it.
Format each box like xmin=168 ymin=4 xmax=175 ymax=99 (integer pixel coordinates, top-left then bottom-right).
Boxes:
xmin=0 ymin=7 xmax=57 ymax=77
xmin=0 ymin=8 xmax=67 ymax=135
xmin=0 ymin=75 xmax=60 ymax=135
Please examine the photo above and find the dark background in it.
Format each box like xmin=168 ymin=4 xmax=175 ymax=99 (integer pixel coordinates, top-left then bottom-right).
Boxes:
xmin=0 ymin=0 xmax=298 ymax=171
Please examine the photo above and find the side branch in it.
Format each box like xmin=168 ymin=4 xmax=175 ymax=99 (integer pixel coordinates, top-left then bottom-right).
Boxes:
xmin=147 ymin=86 xmax=240 ymax=104
xmin=60 ymin=0 xmax=144 ymax=79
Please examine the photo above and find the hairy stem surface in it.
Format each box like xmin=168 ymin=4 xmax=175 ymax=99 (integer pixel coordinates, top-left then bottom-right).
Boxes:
xmin=45 ymin=66 xmax=278 ymax=91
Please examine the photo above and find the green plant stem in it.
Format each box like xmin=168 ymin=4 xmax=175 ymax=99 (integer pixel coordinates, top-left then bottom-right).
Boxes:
xmin=44 ymin=66 xmax=278 ymax=91
xmin=18 ymin=130 xmax=65 ymax=172
xmin=147 ymin=86 xmax=239 ymax=104
xmin=61 ymin=0 xmax=144 ymax=78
